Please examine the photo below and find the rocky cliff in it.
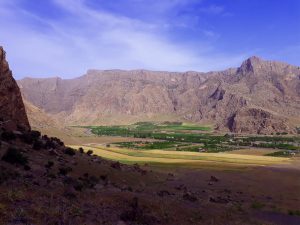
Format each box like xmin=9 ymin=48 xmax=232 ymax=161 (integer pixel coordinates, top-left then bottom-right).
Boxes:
xmin=18 ymin=57 xmax=300 ymax=134
xmin=0 ymin=47 xmax=30 ymax=130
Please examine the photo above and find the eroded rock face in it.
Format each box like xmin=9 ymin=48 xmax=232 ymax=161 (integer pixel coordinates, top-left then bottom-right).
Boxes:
xmin=228 ymin=108 xmax=293 ymax=134
xmin=18 ymin=56 xmax=300 ymax=134
xmin=0 ymin=47 xmax=30 ymax=130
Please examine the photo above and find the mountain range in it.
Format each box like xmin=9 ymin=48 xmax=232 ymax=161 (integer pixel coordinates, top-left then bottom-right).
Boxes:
xmin=18 ymin=56 xmax=300 ymax=134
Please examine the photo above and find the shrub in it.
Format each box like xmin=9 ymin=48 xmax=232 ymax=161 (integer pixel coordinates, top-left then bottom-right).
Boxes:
xmin=20 ymin=133 xmax=33 ymax=144
xmin=42 ymin=135 xmax=49 ymax=140
xmin=29 ymin=130 xmax=41 ymax=140
xmin=1 ymin=131 xmax=16 ymax=141
xmin=78 ymin=147 xmax=84 ymax=153
xmin=33 ymin=140 xmax=43 ymax=150
xmin=0 ymin=166 xmax=19 ymax=184
xmin=2 ymin=147 xmax=28 ymax=166
xmin=251 ymin=201 xmax=265 ymax=209
xmin=20 ymin=130 xmax=41 ymax=144
xmin=45 ymin=161 xmax=54 ymax=169
xmin=45 ymin=140 xmax=56 ymax=149
xmin=24 ymin=165 xmax=31 ymax=171
xmin=59 ymin=167 xmax=73 ymax=176
xmin=288 ymin=210 xmax=300 ymax=216
xmin=64 ymin=148 xmax=76 ymax=156
xmin=50 ymin=137 xmax=64 ymax=146
xmin=86 ymin=150 xmax=93 ymax=156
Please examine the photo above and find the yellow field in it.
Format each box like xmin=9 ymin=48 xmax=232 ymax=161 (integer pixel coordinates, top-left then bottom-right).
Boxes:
xmin=228 ymin=148 xmax=278 ymax=156
xmin=70 ymin=144 xmax=290 ymax=168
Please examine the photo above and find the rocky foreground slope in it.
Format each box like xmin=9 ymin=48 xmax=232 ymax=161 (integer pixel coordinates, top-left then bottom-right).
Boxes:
xmin=18 ymin=57 xmax=300 ymax=134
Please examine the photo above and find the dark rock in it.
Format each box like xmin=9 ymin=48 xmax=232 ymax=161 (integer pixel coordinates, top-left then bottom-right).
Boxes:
xmin=209 ymin=196 xmax=229 ymax=204
xmin=210 ymin=176 xmax=219 ymax=182
xmin=183 ymin=192 xmax=198 ymax=202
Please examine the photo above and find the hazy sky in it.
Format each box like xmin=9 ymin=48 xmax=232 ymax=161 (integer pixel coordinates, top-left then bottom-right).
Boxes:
xmin=0 ymin=0 xmax=299 ymax=79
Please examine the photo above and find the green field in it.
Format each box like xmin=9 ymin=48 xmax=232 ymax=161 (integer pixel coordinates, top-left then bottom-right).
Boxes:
xmin=82 ymin=122 xmax=300 ymax=154
xmin=72 ymin=121 xmax=299 ymax=167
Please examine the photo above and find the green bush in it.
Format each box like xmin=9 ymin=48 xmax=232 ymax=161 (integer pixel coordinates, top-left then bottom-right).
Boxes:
xmin=45 ymin=161 xmax=54 ymax=169
xmin=79 ymin=147 xmax=84 ymax=153
xmin=86 ymin=150 xmax=93 ymax=156
xmin=64 ymin=147 xmax=76 ymax=156
xmin=288 ymin=210 xmax=300 ymax=216
xmin=59 ymin=167 xmax=72 ymax=176
xmin=251 ymin=201 xmax=265 ymax=209
xmin=2 ymin=147 xmax=28 ymax=166
xmin=1 ymin=131 xmax=16 ymax=141
xmin=33 ymin=140 xmax=43 ymax=150
xmin=20 ymin=130 xmax=41 ymax=144
xmin=0 ymin=166 xmax=19 ymax=184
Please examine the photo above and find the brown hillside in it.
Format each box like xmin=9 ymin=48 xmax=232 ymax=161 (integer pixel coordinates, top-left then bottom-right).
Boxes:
xmin=18 ymin=57 xmax=300 ymax=134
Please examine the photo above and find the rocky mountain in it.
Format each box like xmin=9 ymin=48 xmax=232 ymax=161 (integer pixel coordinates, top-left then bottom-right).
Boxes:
xmin=18 ymin=56 xmax=300 ymax=134
xmin=0 ymin=47 xmax=30 ymax=131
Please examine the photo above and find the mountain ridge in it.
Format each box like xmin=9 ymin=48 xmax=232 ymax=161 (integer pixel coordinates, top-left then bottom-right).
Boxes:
xmin=18 ymin=56 xmax=300 ymax=134
xmin=19 ymin=56 xmax=300 ymax=80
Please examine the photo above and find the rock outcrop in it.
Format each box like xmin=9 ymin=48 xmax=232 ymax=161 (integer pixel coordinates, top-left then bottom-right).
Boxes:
xmin=0 ymin=47 xmax=30 ymax=130
xmin=18 ymin=57 xmax=300 ymax=134
xmin=227 ymin=108 xmax=292 ymax=134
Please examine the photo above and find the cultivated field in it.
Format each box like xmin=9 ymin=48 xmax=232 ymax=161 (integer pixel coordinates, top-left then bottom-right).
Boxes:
xmin=65 ymin=121 xmax=300 ymax=168
xmin=70 ymin=144 xmax=291 ymax=168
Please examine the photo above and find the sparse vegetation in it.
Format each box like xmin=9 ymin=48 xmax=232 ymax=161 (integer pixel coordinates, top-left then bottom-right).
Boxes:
xmin=79 ymin=147 xmax=84 ymax=153
xmin=64 ymin=147 xmax=76 ymax=156
xmin=59 ymin=167 xmax=73 ymax=176
xmin=1 ymin=131 xmax=16 ymax=141
xmin=265 ymin=151 xmax=296 ymax=157
xmin=288 ymin=210 xmax=300 ymax=216
xmin=0 ymin=166 xmax=19 ymax=184
xmin=45 ymin=161 xmax=54 ymax=169
xmin=33 ymin=140 xmax=43 ymax=150
xmin=251 ymin=201 xmax=265 ymax=209
xmin=2 ymin=147 xmax=28 ymax=166
xmin=86 ymin=150 xmax=93 ymax=156
xmin=116 ymin=141 xmax=187 ymax=150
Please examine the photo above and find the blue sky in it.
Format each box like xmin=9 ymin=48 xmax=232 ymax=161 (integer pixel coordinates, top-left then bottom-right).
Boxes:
xmin=0 ymin=0 xmax=299 ymax=79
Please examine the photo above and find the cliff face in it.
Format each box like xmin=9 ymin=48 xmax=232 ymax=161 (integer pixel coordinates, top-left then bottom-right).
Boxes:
xmin=0 ymin=47 xmax=30 ymax=130
xmin=18 ymin=57 xmax=300 ymax=134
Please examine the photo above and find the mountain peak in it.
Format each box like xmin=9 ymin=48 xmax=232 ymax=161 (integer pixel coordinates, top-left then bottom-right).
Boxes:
xmin=247 ymin=55 xmax=263 ymax=62
xmin=238 ymin=56 xmax=268 ymax=73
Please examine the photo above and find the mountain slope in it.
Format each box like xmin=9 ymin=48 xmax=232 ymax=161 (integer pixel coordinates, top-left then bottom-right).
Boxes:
xmin=18 ymin=57 xmax=300 ymax=134
xmin=0 ymin=47 xmax=30 ymax=130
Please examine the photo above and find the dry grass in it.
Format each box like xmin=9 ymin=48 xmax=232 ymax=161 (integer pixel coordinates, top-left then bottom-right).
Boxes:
xmin=69 ymin=144 xmax=290 ymax=168
xmin=228 ymin=148 xmax=278 ymax=156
